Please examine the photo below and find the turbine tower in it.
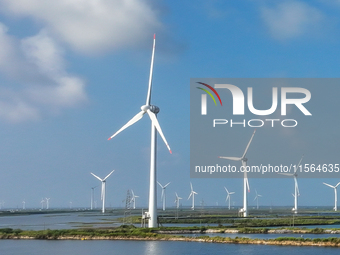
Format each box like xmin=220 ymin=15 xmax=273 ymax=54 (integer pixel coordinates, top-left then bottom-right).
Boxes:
xmin=131 ymin=190 xmax=139 ymax=209
xmin=224 ymin=187 xmax=235 ymax=210
xmin=188 ymin=182 xmax=198 ymax=210
xmin=323 ymin=182 xmax=340 ymax=211
xmin=219 ymin=130 xmax=256 ymax=217
xmin=91 ymin=170 xmax=115 ymax=213
xmin=174 ymin=192 xmax=182 ymax=209
xmin=107 ymin=34 xmax=172 ymax=228
xmin=90 ymin=186 xmax=98 ymax=210
xmin=279 ymin=155 xmax=303 ymax=214
xmin=253 ymin=189 xmax=262 ymax=209
xmin=157 ymin=181 xmax=171 ymax=211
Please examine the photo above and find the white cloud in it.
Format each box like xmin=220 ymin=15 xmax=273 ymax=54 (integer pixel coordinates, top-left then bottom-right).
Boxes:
xmin=0 ymin=25 xmax=87 ymax=123
xmin=261 ymin=1 xmax=323 ymax=40
xmin=0 ymin=0 xmax=162 ymax=54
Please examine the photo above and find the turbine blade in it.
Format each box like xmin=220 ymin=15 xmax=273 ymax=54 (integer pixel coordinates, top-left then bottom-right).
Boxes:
xmin=188 ymin=192 xmax=192 ymax=200
xmin=190 ymin=182 xmax=193 ymax=192
xmin=108 ymin=111 xmax=145 ymax=140
xmin=91 ymin=173 xmax=103 ymax=182
xmin=295 ymin=155 xmax=304 ymax=173
xmin=323 ymin=182 xmax=335 ymax=189
xmin=157 ymin=181 xmax=163 ymax=188
xmin=335 ymin=182 xmax=340 ymax=188
xmin=145 ymin=34 xmax=156 ymax=106
xmin=224 ymin=187 xmax=229 ymax=193
xmin=193 ymin=191 xmax=198 ymax=195
xmin=230 ymin=192 xmax=235 ymax=195
xmin=147 ymin=109 xmax=172 ymax=154
xmin=103 ymin=170 xmax=114 ymax=181
xmin=219 ymin=156 xmax=242 ymax=161
xmin=164 ymin=182 xmax=171 ymax=188
xmin=242 ymin=129 xmax=256 ymax=159
xmin=277 ymin=173 xmax=294 ymax=176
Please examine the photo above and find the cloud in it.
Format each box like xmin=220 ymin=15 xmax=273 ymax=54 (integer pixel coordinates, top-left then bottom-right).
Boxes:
xmin=0 ymin=25 xmax=87 ymax=123
xmin=260 ymin=1 xmax=323 ymax=40
xmin=0 ymin=0 xmax=162 ymax=54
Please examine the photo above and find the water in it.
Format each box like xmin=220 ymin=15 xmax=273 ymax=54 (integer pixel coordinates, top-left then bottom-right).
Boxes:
xmin=1 ymin=240 xmax=339 ymax=255
xmin=0 ymin=212 xmax=122 ymax=230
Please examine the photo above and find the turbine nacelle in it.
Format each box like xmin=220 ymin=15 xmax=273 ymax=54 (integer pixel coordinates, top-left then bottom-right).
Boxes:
xmin=141 ymin=105 xmax=159 ymax=114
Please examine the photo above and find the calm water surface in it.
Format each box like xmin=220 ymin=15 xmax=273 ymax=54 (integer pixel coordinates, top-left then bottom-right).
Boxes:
xmin=1 ymin=240 xmax=340 ymax=255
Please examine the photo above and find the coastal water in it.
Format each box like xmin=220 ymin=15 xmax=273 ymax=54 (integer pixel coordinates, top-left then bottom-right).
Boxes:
xmin=1 ymin=240 xmax=340 ymax=255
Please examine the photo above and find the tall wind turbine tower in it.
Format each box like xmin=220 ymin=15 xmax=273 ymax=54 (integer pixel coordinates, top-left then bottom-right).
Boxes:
xmin=188 ymin=182 xmax=198 ymax=210
xmin=91 ymin=170 xmax=115 ymax=213
xmin=219 ymin=130 xmax=256 ymax=217
xmin=157 ymin=181 xmax=170 ymax=211
xmin=107 ymin=34 xmax=172 ymax=228
xmin=323 ymin=182 xmax=340 ymax=211
xmin=279 ymin=155 xmax=303 ymax=214
xmin=224 ymin=187 xmax=235 ymax=210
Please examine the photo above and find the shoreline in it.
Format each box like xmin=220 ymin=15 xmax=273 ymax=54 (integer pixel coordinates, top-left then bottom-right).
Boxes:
xmin=1 ymin=227 xmax=340 ymax=247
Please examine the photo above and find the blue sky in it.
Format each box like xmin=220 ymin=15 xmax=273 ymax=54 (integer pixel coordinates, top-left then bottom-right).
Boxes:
xmin=0 ymin=0 xmax=340 ymax=210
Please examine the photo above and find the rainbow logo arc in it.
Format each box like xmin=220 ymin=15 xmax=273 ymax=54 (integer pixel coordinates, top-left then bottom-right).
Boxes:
xmin=196 ymin=82 xmax=222 ymax=106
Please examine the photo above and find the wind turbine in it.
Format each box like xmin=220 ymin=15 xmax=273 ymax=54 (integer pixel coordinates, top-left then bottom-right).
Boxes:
xmin=224 ymin=187 xmax=235 ymax=210
xmin=131 ymin=190 xmax=139 ymax=209
xmin=174 ymin=192 xmax=182 ymax=209
xmin=107 ymin=34 xmax=172 ymax=228
xmin=253 ymin=189 xmax=262 ymax=209
xmin=279 ymin=155 xmax=303 ymax=214
xmin=45 ymin=198 xmax=50 ymax=209
xmin=157 ymin=181 xmax=171 ymax=211
xmin=22 ymin=200 xmax=26 ymax=210
xmin=219 ymin=130 xmax=256 ymax=217
xmin=188 ymin=182 xmax=198 ymax=210
xmin=40 ymin=198 xmax=45 ymax=210
xmin=323 ymin=182 xmax=340 ymax=211
xmin=91 ymin=170 xmax=115 ymax=213
xmin=90 ymin=186 xmax=98 ymax=210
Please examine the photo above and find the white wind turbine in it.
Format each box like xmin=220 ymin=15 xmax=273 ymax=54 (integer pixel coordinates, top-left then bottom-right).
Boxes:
xmin=219 ymin=130 xmax=256 ymax=217
xmin=323 ymin=182 xmax=340 ymax=211
xmin=91 ymin=170 xmax=115 ymax=213
xmin=253 ymin=189 xmax=262 ymax=210
xmin=107 ymin=34 xmax=172 ymax=228
xmin=279 ymin=155 xmax=303 ymax=214
xmin=22 ymin=200 xmax=26 ymax=210
xmin=131 ymin=190 xmax=139 ymax=209
xmin=224 ymin=187 xmax=235 ymax=210
xmin=90 ymin=186 xmax=98 ymax=210
xmin=188 ymin=182 xmax=198 ymax=210
xmin=157 ymin=181 xmax=171 ymax=211
xmin=40 ymin=198 xmax=45 ymax=210
xmin=174 ymin=192 xmax=182 ymax=209
xmin=45 ymin=198 xmax=50 ymax=209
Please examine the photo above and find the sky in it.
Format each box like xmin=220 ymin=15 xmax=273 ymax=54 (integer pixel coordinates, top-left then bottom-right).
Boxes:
xmin=0 ymin=0 xmax=340 ymax=210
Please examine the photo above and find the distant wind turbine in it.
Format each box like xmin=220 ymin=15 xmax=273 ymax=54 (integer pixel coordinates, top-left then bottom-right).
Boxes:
xmin=22 ymin=200 xmax=26 ymax=210
xmin=40 ymin=198 xmax=45 ymax=210
xmin=131 ymin=190 xmax=139 ymax=209
xmin=90 ymin=186 xmax=98 ymax=210
xmin=91 ymin=170 xmax=115 ymax=213
xmin=219 ymin=130 xmax=256 ymax=217
xmin=224 ymin=187 xmax=235 ymax=210
xmin=174 ymin=192 xmax=182 ymax=209
xmin=253 ymin=189 xmax=262 ymax=209
xmin=279 ymin=155 xmax=303 ymax=214
xmin=157 ymin=181 xmax=171 ymax=211
xmin=107 ymin=34 xmax=172 ymax=228
xmin=188 ymin=182 xmax=198 ymax=210
xmin=45 ymin=198 xmax=50 ymax=209
xmin=323 ymin=182 xmax=340 ymax=211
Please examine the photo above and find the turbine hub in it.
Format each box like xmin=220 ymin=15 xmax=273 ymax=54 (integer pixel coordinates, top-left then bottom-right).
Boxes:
xmin=243 ymin=158 xmax=248 ymax=162
xmin=140 ymin=105 xmax=160 ymax=114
